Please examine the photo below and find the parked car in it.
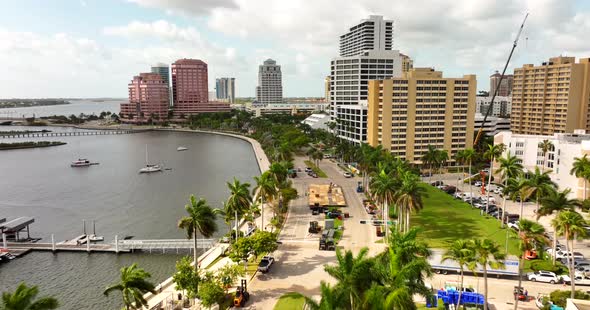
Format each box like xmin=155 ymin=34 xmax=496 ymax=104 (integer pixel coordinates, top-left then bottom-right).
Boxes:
xmin=327 ymin=211 xmax=342 ymax=219
xmin=454 ymin=192 xmax=464 ymax=199
xmin=343 ymin=172 xmax=353 ymax=178
xmin=430 ymin=180 xmax=444 ymax=186
xmin=257 ymin=256 xmax=275 ymax=273
xmin=443 ymin=186 xmax=457 ymax=194
xmin=560 ymin=253 xmax=585 ymax=265
xmin=555 ymin=250 xmax=584 ymax=260
xmin=527 ymin=270 xmax=561 ymax=284
xmin=474 ymin=181 xmax=482 ymax=187
xmin=305 ymin=167 xmax=313 ymax=172
xmin=508 ymin=221 xmax=520 ymax=231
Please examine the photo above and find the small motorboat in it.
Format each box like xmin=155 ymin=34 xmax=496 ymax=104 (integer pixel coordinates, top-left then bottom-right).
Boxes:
xmin=177 ymin=146 xmax=188 ymax=151
xmin=71 ymin=159 xmax=98 ymax=167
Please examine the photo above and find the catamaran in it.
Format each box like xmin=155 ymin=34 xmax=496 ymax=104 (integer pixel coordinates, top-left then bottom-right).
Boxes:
xmin=139 ymin=145 xmax=162 ymax=173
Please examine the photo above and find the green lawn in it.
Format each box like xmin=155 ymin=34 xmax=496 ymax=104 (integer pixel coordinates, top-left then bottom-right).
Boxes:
xmin=304 ymin=160 xmax=328 ymax=178
xmin=274 ymin=292 xmax=305 ymax=310
xmin=412 ymin=184 xmax=520 ymax=256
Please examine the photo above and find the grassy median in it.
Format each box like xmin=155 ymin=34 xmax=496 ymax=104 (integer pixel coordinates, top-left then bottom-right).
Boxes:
xmin=304 ymin=160 xmax=328 ymax=178
xmin=412 ymin=184 xmax=520 ymax=256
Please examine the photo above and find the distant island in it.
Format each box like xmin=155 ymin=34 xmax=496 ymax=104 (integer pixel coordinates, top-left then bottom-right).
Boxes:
xmin=0 ymin=141 xmax=66 ymax=150
xmin=0 ymin=99 xmax=70 ymax=109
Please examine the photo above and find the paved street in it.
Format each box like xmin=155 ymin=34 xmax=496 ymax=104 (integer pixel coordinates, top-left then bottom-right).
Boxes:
xmin=248 ymin=156 xmax=383 ymax=308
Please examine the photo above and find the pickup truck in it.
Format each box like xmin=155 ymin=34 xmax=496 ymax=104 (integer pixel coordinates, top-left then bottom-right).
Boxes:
xmin=561 ymin=273 xmax=590 ymax=286
xmin=257 ymin=256 xmax=275 ymax=273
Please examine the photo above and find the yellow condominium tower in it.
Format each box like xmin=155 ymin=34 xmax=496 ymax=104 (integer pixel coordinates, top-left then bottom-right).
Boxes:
xmin=367 ymin=68 xmax=476 ymax=163
xmin=511 ymin=56 xmax=590 ymax=135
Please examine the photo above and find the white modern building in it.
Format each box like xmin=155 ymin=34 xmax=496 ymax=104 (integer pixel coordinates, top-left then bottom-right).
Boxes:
xmin=216 ymin=77 xmax=235 ymax=103
xmin=330 ymin=50 xmax=403 ymax=143
xmin=302 ymin=113 xmax=331 ymax=130
xmin=494 ymin=130 xmax=590 ymax=199
xmin=339 ymin=15 xmax=393 ymax=57
xmin=474 ymin=113 xmax=511 ymax=136
xmin=330 ymin=15 xmax=403 ymax=144
xmin=476 ymin=96 xmax=511 ymax=117
xmin=256 ymin=59 xmax=283 ymax=105
xmin=335 ymin=101 xmax=368 ymax=143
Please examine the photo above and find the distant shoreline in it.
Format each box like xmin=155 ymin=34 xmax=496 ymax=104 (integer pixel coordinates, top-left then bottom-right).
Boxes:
xmin=0 ymin=100 xmax=71 ymax=109
xmin=0 ymin=141 xmax=67 ymax=150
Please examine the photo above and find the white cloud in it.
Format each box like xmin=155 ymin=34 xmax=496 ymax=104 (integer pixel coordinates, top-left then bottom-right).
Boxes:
xmin=103 ymin=20 xmax=201 ymax=42
xmin=126 ymin=0 xmax=237 ymax=15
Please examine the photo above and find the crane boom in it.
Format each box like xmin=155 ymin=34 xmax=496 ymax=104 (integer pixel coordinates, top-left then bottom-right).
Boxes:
xmin=473 ymin=13 xmax=529 ymax=147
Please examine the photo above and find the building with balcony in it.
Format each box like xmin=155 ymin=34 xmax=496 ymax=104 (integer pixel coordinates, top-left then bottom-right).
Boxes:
xmin=511 ymin=56 xmax=590 ymax=135
xmin=339 ymin=15 xmax=393 ymax=57
xmin=494 ymin=130 xmax=590 ymax=199
xmin=367 ymin=68 xmax=476 ymax=163
xmin=120 ymin=73 xmax=170 ymax=123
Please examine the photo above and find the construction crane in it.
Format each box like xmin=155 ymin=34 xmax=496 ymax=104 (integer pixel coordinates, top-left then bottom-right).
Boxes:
xmin=474 ymin=13 xmax=529 ymax=146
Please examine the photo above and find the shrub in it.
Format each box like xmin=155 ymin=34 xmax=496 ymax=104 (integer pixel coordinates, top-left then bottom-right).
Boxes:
xmin=549 ymin=290 xmax=590 ymax=307
xmin=530 ymin=260 xmax=567 ymax=274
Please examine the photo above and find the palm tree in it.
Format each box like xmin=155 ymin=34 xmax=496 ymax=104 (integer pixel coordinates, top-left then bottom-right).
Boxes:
xmin=470 ymin=239 xmax=505 ymax=310
xmin=538 ymin=189 xmax=580 ymax=264
xmin=514 ymin=220 xmax=547 ymax=310
xmin=324 ymin=247 xmax=373 ymax=309
xmin=387 ymin=227 xmax=432 ymax=265
xmin=421 ymin=145 xmax=437 ymax=182
xmin=1 ymin=283 xmax=58 ymax=310
xmin=369 ymin=169 xmax=398 ymax=237
xmin=435 ymin=149 xmax=449 ymax=181
xmin=442 ymin=240 xmax=475 ymax=308
xmin=511 ymin=175 xmax=534 ymax=220
xmin=496 ymin=152 xmax=523 ymax=227
xmin=570 ymin=154 xmax=590 ymax=200
xmin=103 ymin=263 xmax=157 ymax=310
xmin=368 ymin=229 xmax=432 ymax=310
xmin=304 ymin=282 xmax=347 ymax=310
xmin=483 ymin=143 xmax=505 ymax=214
xmin=524 ymin=166 xmax=556 ymax=213
xmin=463 ymin=148 xmax=476 ymax=206
xmin=394 ymin=171 xmax=426 ymax=232
xmin=538 ymin=140 xmax=553 ymax=173
xmin=225 ymin=178 xmax=252 ymax=239
xmin=268 ymin=162 xmax=288 ymax=185
xmin=178 ymin=195 xmax=218 ymax=273
xmin=455 ymin=150 xmax=467 ymax=190
xmin=253 ymin=172 xmax=277 ymax=232
xmin=553 ymin=211 xmax=588 ymax=298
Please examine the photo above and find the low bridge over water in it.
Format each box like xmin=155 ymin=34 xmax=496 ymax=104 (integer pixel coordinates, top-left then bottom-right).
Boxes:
xmin=0 ymin=129 xmax=150 ymax=138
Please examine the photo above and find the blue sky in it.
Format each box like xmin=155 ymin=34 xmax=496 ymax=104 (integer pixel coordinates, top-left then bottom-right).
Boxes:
xmin=1 ymin=0 xmax=589 ymax=98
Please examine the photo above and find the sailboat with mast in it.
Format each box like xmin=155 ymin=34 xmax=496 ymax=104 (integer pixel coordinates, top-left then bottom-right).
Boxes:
xmin=139 ymin=145 xmax=162 ymax=173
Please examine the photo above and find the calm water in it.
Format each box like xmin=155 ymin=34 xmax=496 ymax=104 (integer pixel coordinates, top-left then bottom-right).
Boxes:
xmin=0 ymin=129 xmax=260 ymax=309
xmin=0 ymin=99 xmax=122 ymax=118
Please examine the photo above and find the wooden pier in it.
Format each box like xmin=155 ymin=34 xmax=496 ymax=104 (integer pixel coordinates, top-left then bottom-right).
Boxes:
xmin=0 ymin=129 xmax=149 ymax=138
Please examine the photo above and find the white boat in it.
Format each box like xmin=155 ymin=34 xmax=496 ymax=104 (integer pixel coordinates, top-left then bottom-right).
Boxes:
xmin=71 ymin=158 xmax=97 ymax=167
xmin=177 ymin=146 xmax=188 ymax=151
xmin=139 ymin=145 xmax=162 ymax=173
xmin=88 ymin=234 xmax=104 ymax=242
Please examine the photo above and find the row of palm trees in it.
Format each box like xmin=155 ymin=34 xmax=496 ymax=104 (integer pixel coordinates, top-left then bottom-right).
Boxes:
xmin=303 ymin=227 xmax=432 ymax=310
xmin=369 ymin=167 xmax=425 ymax=237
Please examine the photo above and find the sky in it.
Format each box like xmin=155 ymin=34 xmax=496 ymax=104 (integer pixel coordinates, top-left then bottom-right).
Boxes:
xmin=1 ymin=0 xmax=590 ymax=98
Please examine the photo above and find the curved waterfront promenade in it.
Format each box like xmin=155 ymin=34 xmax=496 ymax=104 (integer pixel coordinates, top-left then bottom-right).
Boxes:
xmin=159 ymin=128 xmax=270 ymax=173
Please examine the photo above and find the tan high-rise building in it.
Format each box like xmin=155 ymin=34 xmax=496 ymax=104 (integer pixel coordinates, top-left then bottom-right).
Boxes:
xmin=511 ymin=56 xmax=590 ymax=135
xmin=367 ymin=68 xmax=476 ymax=163
xmin=401 ymin=53 xmax=414 ymax=73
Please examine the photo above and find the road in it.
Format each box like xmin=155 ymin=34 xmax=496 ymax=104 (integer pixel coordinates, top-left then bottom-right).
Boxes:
xmin=248 ymin=156 xmax=382 ymax=309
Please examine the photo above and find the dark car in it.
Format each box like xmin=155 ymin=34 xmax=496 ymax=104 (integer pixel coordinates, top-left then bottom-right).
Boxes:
xmin=430 ymin=181 xmax=444 ymax=187
xmin=443 ymin=186 xmax=457 ymax=194
xmin=327 ymin=211 xmax=342 ymax=219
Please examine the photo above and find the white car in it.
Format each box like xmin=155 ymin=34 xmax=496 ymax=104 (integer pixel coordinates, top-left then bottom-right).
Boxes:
xmin=343 ymin=172 xmax=353 ymax=178
xmin=508 ymin=221 xmax=519 ymax=231
xmin=556 ymin=250 xmax=584 ymax=261
xmin=527 ymin=270 xmax=561 ymax=284
xmin=474 ymin=181 xmax=482 ymax=187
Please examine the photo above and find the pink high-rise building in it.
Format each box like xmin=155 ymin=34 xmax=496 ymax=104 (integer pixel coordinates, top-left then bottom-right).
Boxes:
xmin=172 ymin=59 xmax=209 ymax=104
xmin=170 ymin=58 xmax=230 ymax=118
xmin=120 ymin=73 xmax=169 ymax=123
